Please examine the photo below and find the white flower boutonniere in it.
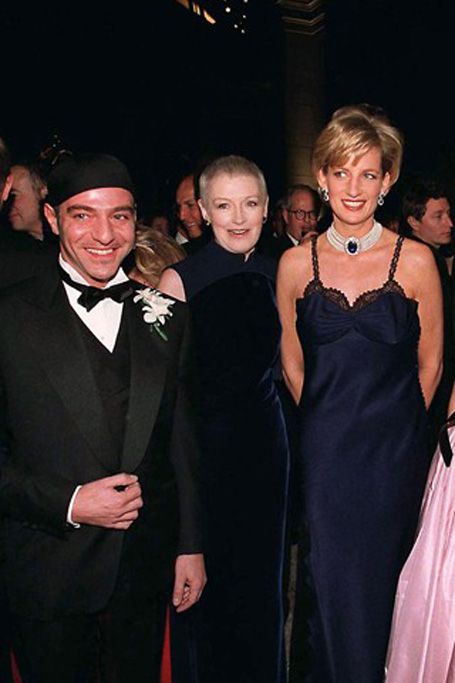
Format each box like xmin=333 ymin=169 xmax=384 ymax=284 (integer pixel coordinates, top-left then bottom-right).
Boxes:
xmin=133 ymin=288 xmax=175 ymax=341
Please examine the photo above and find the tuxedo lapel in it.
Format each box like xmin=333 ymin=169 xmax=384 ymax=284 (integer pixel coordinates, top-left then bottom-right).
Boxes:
xmin=121 ymin=296 xmax=168 ymax=472
xmin=21 ymin=272 xmax=118 ymax=472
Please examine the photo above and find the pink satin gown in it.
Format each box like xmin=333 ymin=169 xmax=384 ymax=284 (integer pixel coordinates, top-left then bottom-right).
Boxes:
xmin=385 ymin=427 xmax=455 ymax=682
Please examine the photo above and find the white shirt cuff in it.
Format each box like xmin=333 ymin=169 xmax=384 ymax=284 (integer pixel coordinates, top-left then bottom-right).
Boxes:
xmin=67 ymin=485 xmax=82 ymax=528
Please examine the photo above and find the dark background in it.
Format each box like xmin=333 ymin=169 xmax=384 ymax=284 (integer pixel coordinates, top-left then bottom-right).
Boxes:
xmin=326 ymin=0 xmax=455 ymax=183
xmin=1 ymin=1 xmax=285 ymax=212
xmin=2 ymin=0 xmax=455 ymax=212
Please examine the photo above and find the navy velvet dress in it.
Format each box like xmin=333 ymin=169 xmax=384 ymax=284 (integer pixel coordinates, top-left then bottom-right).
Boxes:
xmin=290 ymin=236 xmax=431 ymax=682
xmin=172 ymin=241 xmax=289 ymax=683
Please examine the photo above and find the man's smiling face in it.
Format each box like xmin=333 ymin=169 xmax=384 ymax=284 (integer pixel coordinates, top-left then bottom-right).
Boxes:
xmin=45 ymin=187 xmax=136 ymax=287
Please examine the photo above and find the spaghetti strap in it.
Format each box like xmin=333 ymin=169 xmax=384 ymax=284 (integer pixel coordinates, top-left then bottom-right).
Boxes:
xmin=388 ymin=236 xmax=404 ymax=281
xmin=310 ymin=235 xmax=321 ymax=282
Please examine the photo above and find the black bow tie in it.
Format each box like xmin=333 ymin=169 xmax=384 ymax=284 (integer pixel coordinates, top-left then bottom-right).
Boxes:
xmin=59 ymin=266 xmax=135 ymax=312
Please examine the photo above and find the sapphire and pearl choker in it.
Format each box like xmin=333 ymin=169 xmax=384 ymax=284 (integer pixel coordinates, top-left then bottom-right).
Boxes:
xmin=326 ymin=220 xmax=383 ymax=256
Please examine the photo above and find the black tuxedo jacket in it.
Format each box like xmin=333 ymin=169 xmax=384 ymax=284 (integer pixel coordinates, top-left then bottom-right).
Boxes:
xmin=274 ymin=233 xmax=297 ymax=259
xmin=0 ymin=240 xmax=58 ymax=289
xmin=411 ymin=238 xmax=454 ymax=448
xmin=0 ymin=265 xmax=202 ymax=619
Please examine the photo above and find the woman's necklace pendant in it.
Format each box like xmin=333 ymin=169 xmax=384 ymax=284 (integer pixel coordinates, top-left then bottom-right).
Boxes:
xmin=346 ymin=237 xmax=360 ymax=255
xmin=326 ymin=221 xmax=383 ymax=256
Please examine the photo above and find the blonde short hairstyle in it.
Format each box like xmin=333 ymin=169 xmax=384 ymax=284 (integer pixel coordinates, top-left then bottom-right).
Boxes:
xmin=199 ymin=155 xmax=268 ymax=204
xmin=312 ymin=104 xmax=404 ymax=185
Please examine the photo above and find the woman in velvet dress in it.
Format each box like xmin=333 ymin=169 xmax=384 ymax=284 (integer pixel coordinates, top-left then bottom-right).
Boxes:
xmin=277 ymin=105 xmax=443 ymax=682
xmin=159 ymin=155 xmax=288 ymax=683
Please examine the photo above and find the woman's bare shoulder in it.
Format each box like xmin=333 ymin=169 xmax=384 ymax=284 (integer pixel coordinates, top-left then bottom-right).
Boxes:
xmin=395 ymin=236 xmax=440 ymax=301
xmin=278 ymin=240 xmax=313 ymax=273
xmin=399 ymin=236 xmax=436 ymax=268
xmin=277 ymin=241 xmax=316 ymax=299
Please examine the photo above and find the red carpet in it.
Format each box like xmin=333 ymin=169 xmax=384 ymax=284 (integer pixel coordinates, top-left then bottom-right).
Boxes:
xmin=11 ymin=652 xmax=20 ymax=683
xmin=160 ymin=608 xmax=172 ymax=682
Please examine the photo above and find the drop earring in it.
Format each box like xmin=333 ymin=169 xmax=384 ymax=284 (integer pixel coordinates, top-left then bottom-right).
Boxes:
xmin=319 ymin=187 xmax=329 ymax=203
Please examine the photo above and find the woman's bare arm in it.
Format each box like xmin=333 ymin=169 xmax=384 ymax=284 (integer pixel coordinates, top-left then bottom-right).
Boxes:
xmin=407 ymin=243 xmax=444 ymax=408
xmin=276 ymin=247 xmax=308 ymax=404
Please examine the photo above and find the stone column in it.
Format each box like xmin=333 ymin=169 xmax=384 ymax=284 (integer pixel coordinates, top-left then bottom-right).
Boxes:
xmin=278 ymin=0 xmax=326 ymax=187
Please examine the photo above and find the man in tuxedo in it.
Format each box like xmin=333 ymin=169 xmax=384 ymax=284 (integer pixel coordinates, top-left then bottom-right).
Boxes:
xmin=0 ymin=134 xmax=14 ymax=683
xmin=174 ymin=173 xmax=211 ymax=255
xmin=1 ymin=142 xmax=56 ymax=289
xmin=0 ymin=153 xmax=205 ymax=682
xmin=403 ymin=177 xmax=454 ymax=447
xmin=8 ymin=161 xmax=48 ymax=241
xmin=276 ymin=183 xmax=321 ymax=256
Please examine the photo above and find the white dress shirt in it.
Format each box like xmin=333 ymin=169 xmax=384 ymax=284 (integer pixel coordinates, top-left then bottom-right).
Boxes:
xmin=60 ymin=256 xmax=129 ymax=353
xmin=59 ymin=257 xmax=131 ymax=526
xmin=286 ymin=231 xmax=300 ymax=247
xmin=175 ymin=231 xmax=189 ymax=246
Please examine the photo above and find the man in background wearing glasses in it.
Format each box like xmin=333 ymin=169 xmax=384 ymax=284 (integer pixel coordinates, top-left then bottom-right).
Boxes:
xmin=277 ymin=184 xmax=321 ymax=256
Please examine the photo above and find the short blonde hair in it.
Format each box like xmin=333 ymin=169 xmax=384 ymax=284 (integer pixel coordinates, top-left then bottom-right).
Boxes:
xmin=312 ymin=104 xmax=403 ymax=185
xmin=199 ymin=155 xmax=268 ymax=204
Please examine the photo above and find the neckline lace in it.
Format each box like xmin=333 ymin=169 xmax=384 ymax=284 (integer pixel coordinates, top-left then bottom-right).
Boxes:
xmin=302 ymin=235 xmax=407 ymax=312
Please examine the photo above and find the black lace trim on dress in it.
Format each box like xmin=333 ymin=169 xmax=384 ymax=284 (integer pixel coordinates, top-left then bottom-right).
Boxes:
xmin=303 ymin=235 xmax=407 ymax=312
xmin=388 ymin=235 xmax=404 ymax=281
xmin=310 ymin=235 xmax=320 ymax=282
